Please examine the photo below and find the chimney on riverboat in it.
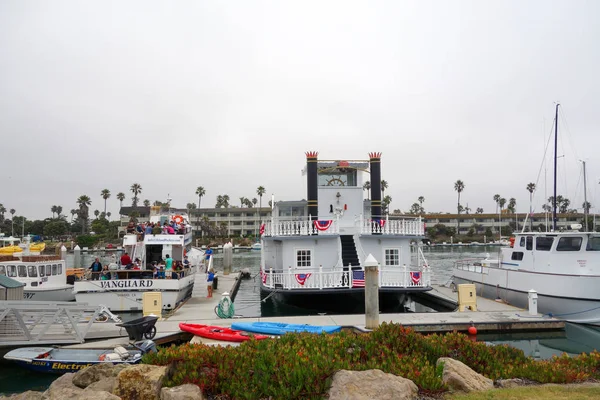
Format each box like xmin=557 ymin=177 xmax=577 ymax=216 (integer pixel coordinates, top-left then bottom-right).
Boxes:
xmin=369 ymin=152 xmax=382 ymax=220
xmin=306 ymin=151 xmax=319 ymax=233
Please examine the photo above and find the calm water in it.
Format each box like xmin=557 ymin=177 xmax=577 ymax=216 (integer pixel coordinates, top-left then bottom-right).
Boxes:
xmin=2 ymin=245 xmax=598 ymax=395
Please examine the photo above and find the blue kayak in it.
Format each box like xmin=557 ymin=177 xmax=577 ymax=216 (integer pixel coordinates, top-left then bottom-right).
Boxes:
xmin=231 ymin=322 xmax=341 ymax=335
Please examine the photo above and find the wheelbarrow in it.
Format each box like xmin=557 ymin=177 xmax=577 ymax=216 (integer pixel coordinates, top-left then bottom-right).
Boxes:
xmin=116 ymin=315 xmax=158 ymax=341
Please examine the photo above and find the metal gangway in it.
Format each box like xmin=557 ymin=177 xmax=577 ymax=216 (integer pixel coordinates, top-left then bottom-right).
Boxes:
xmin=0 ymin=301 xmax=121 ymax=347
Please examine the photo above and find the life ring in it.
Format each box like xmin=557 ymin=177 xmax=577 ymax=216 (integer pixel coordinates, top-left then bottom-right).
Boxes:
xmin=172 ymin=215 xmax=184 ymax=224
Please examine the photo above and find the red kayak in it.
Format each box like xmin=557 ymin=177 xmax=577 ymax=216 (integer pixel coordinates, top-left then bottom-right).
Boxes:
xmin=179 ymin=323 xmax=269 ymax=342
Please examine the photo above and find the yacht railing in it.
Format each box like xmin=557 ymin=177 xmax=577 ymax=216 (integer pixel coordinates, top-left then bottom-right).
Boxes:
xmin=359 ymin=215 xmax=424 ymax=235
xmin=454 ymin=258 xmax=493 ymax=274
xmin=261 ymin=265 xmax=430 ymax=290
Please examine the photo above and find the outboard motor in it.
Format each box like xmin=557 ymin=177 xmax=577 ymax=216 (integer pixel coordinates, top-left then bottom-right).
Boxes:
xmin=134 ymin=340 xmax=157 ymax=354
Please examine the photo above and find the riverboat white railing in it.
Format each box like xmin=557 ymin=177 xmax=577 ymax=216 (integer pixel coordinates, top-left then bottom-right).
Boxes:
xmin=360 ymin=215 xmax=424 ymax=236
xmin=263 ymin=216 xmax=340 ymax=236
xmin=261 ymin=265 xmax=431 ymax=290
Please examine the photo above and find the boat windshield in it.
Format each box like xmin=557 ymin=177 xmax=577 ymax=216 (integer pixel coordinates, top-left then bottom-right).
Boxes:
xmin=535 ymin=237 xmax=554 ymax=251
xmin=587 ymin=236 xmax=600 ymax=251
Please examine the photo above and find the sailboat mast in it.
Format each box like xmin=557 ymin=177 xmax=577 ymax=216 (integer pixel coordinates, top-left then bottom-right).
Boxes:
xmin=553 ymin=103 xmax=559 ymax=231
xmin=583 ymin=160 xmax=588 ymax=232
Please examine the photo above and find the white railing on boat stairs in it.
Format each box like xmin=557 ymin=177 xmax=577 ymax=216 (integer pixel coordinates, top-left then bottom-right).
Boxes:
xmin=261 ymin=265 xmax=431 ymax=290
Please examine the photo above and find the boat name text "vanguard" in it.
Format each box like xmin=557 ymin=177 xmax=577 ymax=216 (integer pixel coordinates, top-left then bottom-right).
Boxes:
xmin=100 ymin=280 xmax=154 ymax=289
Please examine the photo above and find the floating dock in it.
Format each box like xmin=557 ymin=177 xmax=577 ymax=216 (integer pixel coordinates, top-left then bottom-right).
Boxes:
xmin=64 ymin=271 xmax=564 ymax=349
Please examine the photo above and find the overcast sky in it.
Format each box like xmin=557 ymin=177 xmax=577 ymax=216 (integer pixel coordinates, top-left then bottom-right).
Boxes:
xmin=1 ymin=1 xmax=599 ymax=220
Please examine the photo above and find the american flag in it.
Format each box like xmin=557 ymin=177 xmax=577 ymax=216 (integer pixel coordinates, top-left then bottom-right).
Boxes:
xmin=352 ymin=270 xmax=365 ymax=287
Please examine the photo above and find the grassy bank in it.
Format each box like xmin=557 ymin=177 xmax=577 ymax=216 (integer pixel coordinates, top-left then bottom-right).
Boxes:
xmin=144 ymin=323 xmax=600 ymax=399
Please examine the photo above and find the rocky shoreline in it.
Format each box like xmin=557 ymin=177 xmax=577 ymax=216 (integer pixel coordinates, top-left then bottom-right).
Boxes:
xmin=2 ymin=358 xmax=599 ymax=400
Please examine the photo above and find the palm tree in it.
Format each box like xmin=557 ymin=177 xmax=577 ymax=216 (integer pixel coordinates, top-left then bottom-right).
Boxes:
xmin=130 ymin=184 xmax=142 ymax=207
xmin=454 ymin=180 xmax=465 ymax=234
xmin=239 ymin=197 xmax=246 ymax=208
xmin=380 ymin=180 xmax=388 ymax=197
xmin=0 ymin=204 xmax=5 ymax=222
xmin=363 ymin=181 xmax=371 ymax=200
xmin=525 ymin=183 xmax=535 ymax=231
xmin=9 ymin=208 xmax=15 ymax=236
xmin=106 ymin=211 xmax=111 ymax=221
xmin=382 ymin=195 xmax=392 ymax=215
xmin=143 ymin=199 xmax=150 ymax=207
xmin=215 ymin=195 xmax=223 ymax=208
xmin=507 ymin=198 xmax=516 ymax=213
xmin=56 ymin=205 xmax=63 ymax=219
xmin=222 ymin=194 xmax=230 ymax=208
xmin=101 ymin=189 xmax=111 ymax=215
xmin=418 ymin=196 xmax=425 ymax=213
xmin=256 ymin=186 xmax=266 ymax=214
xmin=94 ymin=209 xmax=100 ymax=219
xmin=116 ymin=192 xmax=125 ymax=214
xmin=70 ymin=209 xmax=77 ymax=222
xmin=476 ymin=207 xmax=484 ymax=214
xmin=195 ymin=186 xmax=206 ymax=209
xmin=493 ymin=194 xmax=501 ymax=214
xmin=76 ymin=195 xmax=91 ymax=234
xmin=51 ymin=205 xmax=57 ymax=219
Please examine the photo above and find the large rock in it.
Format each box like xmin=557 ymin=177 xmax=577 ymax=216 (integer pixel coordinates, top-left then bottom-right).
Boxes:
xmin=42 ymin=373 xmax=83 ymax=399
xmin=161 ymin=384 xmax=204 ymax=400
xmin=85 ymin=377 xmax=118 ymax=393
xmin=436 ymin=357 xmax=493 ymax=392
xmin=72 ymin=363 xmax=129 ymax=389
xmin=2 ymin=391 xmax=44 ymax=399
xmin=328 ymin=369 xmax=419 ymax=400
xmin=114 ymin=364 xmax=167 ymax=400
xmin=78 ymin=390 xmax=121 ymax=400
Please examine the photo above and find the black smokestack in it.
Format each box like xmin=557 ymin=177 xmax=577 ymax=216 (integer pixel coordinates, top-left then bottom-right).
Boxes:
xmin=369 ymin=152 xmax=382 ymax=220
xmin=306 ymin=151 xmax=319 ymax=229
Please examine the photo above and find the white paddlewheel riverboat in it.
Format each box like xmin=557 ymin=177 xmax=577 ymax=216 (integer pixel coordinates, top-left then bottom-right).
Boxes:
xmin=259 ymin=152 xmax=432 ymax=311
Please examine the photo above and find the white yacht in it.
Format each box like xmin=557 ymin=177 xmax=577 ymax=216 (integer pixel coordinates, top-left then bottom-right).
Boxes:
xmin=73 ymin=211 xmax=199 ymax=312
xmin=0 ymin=255 xmax=75 ymax=301
xmin=260 ymin=152 xmax=431 ymax=311
xmin=453 ymin=229 xmax=600 ymax=326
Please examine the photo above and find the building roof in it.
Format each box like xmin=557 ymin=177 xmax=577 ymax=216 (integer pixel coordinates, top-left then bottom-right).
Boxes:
xmin=0 ymin=275 xmax=25 ymax=288
xmin=119 ymin=207 xmax=151 ymax=215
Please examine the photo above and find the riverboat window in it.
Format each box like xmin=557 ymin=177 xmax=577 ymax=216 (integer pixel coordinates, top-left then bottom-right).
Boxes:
xmin=45 ymin=265 xmax=52 ymax=276
xmin=511 ymin=252 xmax=524 ymax=261
xmin=28 ymin=265 xmax=38 ymax=277
xmin=296 ymin=249 xmax=312 ymax=268
xmin=535 ymin=237 xmax=554 ymax=251
xmin=586 ymin=236 xmax=600 ymax=251
xmin=556 ymin=237 xmax=582 ymax=251
xmin=0 ymin=265 xmax=5 ymax=275
xmin=526 ymin=236 xmax=533 ymax=250
xmin=38 ymin=265 xmax=45 ymax=277
xmin=58 ymin=264 xmax=62 ymax=274
xmin=52 ymin=264 xmax=58 ymax=275
xmin=18 ymin=265 xmax=27 ymax=277
xmin=384 ymin=249 xmax=400 ymax=266
xmin=7 ymin=265 xmax=17 ymax=277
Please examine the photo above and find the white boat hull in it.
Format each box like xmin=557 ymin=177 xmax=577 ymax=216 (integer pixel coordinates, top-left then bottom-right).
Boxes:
xmin=73 ymin=273 xmax=195 ymax=312
xmin=23 ymin=286 xmax=75 ymax=302
xmin=453 ymin=267 xmax=600 ymax=326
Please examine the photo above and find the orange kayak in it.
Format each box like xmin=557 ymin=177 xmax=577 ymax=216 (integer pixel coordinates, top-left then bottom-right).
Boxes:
xmin=178 ymin=323 xmax=269 ymax=342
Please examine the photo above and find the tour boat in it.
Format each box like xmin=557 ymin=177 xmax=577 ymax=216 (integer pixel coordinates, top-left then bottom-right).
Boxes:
xmin=0 ymin=254 xmax=75 ymax=301
xmin=259 ymin=152 xmax=432 ymax=311
xmin=453 ymin=105 xmax=600 ymax=326
xmin=73 ymin=212 xmax=200 ymax=312
xmin=4 ymin=340 xmax=156 ymax=373
xmin=179 ymin=323 xmax=269 ymax=342
xmin=231 ymin=321 xmax=342 ymax=335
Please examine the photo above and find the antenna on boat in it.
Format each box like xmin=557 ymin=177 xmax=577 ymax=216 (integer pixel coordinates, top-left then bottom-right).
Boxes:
xmin=552 ymin=103 xmax=560 ymax=232
xmin=581 ymin=160 xmax=588 ymax=232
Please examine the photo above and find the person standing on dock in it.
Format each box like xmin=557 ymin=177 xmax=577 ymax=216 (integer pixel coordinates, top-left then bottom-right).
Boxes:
xmin=204 ymin=246 xmax=213 ymax=271
xmin=207 ymin=269 xmax=215 ymax=298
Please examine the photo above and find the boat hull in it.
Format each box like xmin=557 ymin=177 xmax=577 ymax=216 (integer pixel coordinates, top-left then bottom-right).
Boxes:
xmin=9 ymin=358 xmax=141 ymax=374
xmin=453 ymin=267 xmax=600 ymax=326
xmin=24 ymin=286 xmax=75 ymax=302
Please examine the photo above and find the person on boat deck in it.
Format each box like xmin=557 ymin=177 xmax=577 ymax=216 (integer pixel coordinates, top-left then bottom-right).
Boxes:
xmin=89 ymin=258 xmax=102 ymax=280
xmin=145 ymin=223 xmax=153 ymax=235
xmin=165 ymin=254 xmax=174 ymax=278
xmin=151 ymin=261 xmax=158 ymax=278
xmin=183 ymin=255 xmax=190 ymax=267
xmin=152 ymin=223 xmax=162 ymax=235
xmin=167 ymin=224 xmax=175 ymax=235
xmin=158 ymin=265 xmax=166 ymax=279
xmin=100 ymin=265 xmax=110 ymax=280
xmin=120 ymin=252 xmax=133 ymax=269
xmin=173 ymin=261 xmax=183 ymax=279
xmin=126 ymin=221 xmax=136 ymax=234
xmin=133 ymin=258 xmax=141 ymax=270
xmin=207 ymin=268 xmax=215 ymax=298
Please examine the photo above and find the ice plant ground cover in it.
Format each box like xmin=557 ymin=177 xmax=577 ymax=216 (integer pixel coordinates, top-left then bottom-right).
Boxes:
xmin=143 ymin=323 xmax=600 ymax=400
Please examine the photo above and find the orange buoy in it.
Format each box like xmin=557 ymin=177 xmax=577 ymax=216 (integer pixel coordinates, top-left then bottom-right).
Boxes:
xmin=468 ymin=326 xmax=478 ymax=335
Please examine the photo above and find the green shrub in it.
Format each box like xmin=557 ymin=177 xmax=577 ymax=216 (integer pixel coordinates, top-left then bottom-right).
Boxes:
xmin=75 ymin=234 xmax=99 ymax=248
xmin=143 ymin=323 xmax=600 ymax=399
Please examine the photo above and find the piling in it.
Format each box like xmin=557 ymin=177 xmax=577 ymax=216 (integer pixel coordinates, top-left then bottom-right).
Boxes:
xmin=364 ymin=254 xmax=379 ymax=329
xmin=74 ymin=245 xmax=81 ymax=268
xmin=223 ymin=242 xmax=233 ymax=275
xmin=60 ymin=245 xmax=67 ymax=261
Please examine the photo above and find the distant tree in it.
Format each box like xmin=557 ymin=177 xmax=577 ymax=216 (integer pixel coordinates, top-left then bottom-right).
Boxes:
xmin=476 ymin=207 xmax=484 ymax=214
xmin=0 ymin=204 xmax=5 ymax=222
xmin=380 ymin=180 xmax=388 ymax=197
xmin=464 ymin=205 xmax=471 ymax=214
xmin=268 ymin=200 xmax=273 ymax=208
xmin=418 ymin=196 xmax=425 ymax=213
xmin=195 ymin=186 xmax=206 ymax=209
xmin=9 ymin=208 xmax=16 ymax=236
xmin=382 ymin=195 xmax=392 ymax=215
xmin=363 ymin=181 xmax=371 ymax=200
xmin=454 ymin=180 xmax=465 ymax=233
xmin=499 ymin=198 xmax=506 ymax=211
xmin=239 ymin=197 xmax=245 ymax=208
xmin=117 ymin=192 xmax=126 ymax=212
xmin=94 ymin=209 xmax=100 ymax=219
xmin=44 ymin=221 xmax=68 ymax=237
xmin=409 ymin=203 xmax=421 ymax=214
xmin=101 ymin=189 xmax=111 ymax=215
xmin=51 ymin=205 xmax=58 ymax=219
xmin=215 ymin=195 xmax=224 ymax=208
xmin=76 ymin=195 xmax=91 ymax=234
xmin=256 ymin=186 xmax=266 ymax=210
xmin=130 ymin=184 xmax=142 ymax=207
xmin=143 ymin=199 xmax=151 ymax=207
xmin=507 ymin=198 xmax=516 ymax=213
xmin=222 ymin=194 xmax=230 ymax=208
xmin=70 ymin=209 xmax=77 ymax=222
xmin=493 ymin=194 xmax=501 ymax=214
xmin=485 ymin=227 xmax=493 ymax=237
xmin=252 ymin=198 xmax=258 ymax=207
xmin=106 ymin=212 xmax=111 ymax=221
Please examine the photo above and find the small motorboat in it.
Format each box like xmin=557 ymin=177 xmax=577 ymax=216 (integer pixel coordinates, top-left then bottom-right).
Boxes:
xmin=179 ymin=323 xmax=269 ymax=342
xmin=230 ymin=321 xmax=342 ymax=335
xmin=4 ymin=340 xmax=156 ymax=373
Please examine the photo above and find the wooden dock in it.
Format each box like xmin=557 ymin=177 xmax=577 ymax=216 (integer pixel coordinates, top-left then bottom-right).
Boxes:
xmin=65 ymin=276 xmax=564 ymax=349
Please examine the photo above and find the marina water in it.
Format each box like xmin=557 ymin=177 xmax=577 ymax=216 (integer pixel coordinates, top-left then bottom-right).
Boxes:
xmin=2 ymin=246 xmax=599 ymax=395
